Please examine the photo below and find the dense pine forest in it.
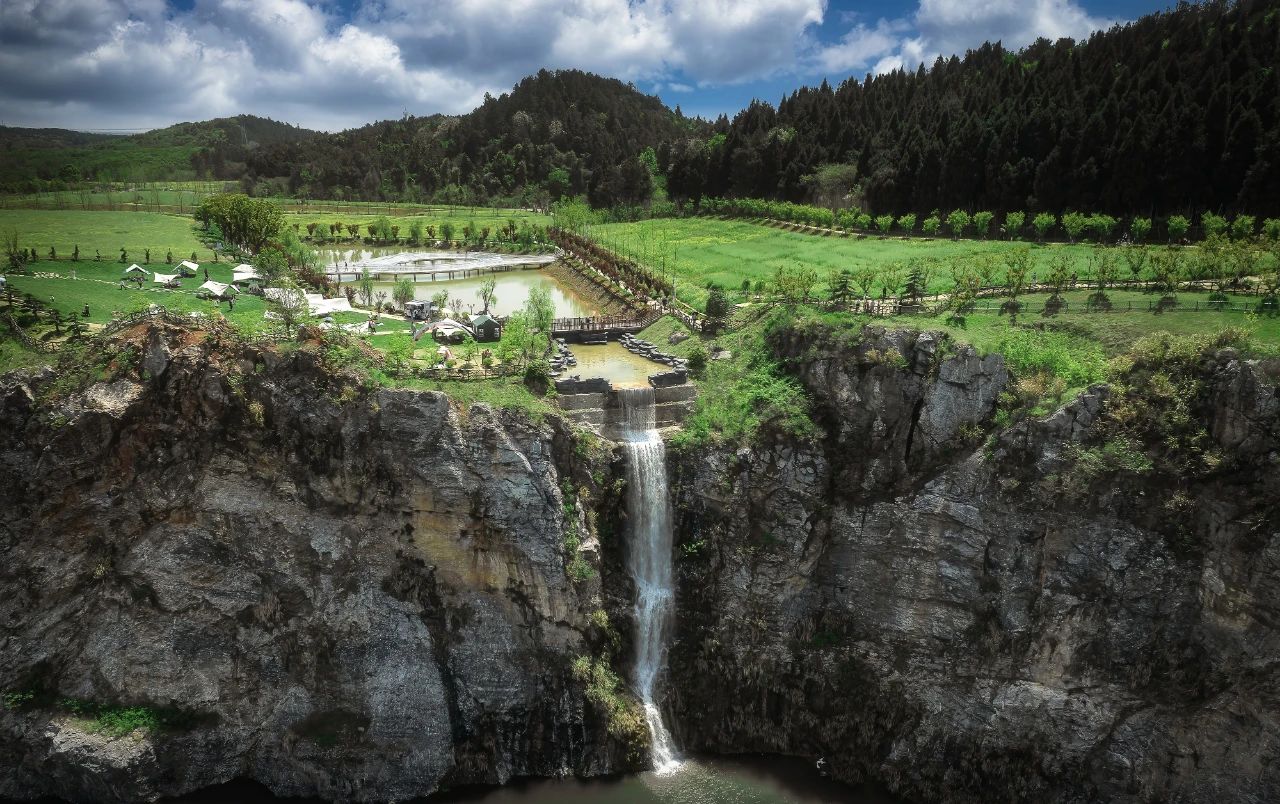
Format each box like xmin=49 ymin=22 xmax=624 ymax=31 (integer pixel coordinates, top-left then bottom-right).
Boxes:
xmin=4 ymin=0 xmax=1278 ymax=218
xmin=675 ymin=0 xmax=1280 ymax=217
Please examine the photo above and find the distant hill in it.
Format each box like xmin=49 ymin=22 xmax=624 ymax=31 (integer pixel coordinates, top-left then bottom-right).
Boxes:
xmin=241 ymin=69 xmax=704 ymax=205
xmin=5 ymin=0 xmax=1279 ymax=216
xmin=0 ymin=115 xmax=320 ymax=188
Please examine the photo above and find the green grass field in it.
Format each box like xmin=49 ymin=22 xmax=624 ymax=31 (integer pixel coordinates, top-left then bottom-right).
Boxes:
xmin=5 ymin=260 xmax=268 ymax=330
xmin=589 ymin=217 xmax=1267 ymax=309
xmin=0 ymin=210 xmax=208 ymax=261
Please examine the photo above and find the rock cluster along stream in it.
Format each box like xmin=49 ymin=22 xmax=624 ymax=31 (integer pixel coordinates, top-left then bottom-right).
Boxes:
xmin=1 ymin=319 xmax=1278 ymax=803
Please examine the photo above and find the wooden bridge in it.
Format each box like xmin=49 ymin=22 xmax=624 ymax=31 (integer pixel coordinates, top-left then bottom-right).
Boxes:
xmin=550 ymin=312 xmax=661 ymax=341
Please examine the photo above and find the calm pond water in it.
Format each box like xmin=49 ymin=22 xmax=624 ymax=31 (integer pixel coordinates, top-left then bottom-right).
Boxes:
xmin=168 ymin=755 xmax=900 ymax=804
xmin=320 ymin=248 xmax=556 ymax=276
xmin=570 ymin=343 xmax=664 ymax=387
xmin=352 ymin=270 xmax=597 ymax=319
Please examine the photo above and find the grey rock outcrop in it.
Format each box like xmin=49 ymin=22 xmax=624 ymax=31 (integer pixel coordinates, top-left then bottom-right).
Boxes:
xmin=0 ymin=323 xmax=637 ymax=802
xmin=669 ymin=325 xmax=1280 ymax=804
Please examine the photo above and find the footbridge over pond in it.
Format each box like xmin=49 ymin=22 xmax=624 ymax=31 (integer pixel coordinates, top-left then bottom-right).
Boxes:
xmin=551 ymin=312 xmax=661 ymax=342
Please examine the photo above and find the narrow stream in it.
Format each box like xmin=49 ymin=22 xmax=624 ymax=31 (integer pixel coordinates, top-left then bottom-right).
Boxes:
xmin=616 ymin=387 xmax=681 ymax=773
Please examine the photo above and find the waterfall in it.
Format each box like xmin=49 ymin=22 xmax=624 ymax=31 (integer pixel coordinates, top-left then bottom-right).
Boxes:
xmin=616 ymin=387 xmax=682 ymax=774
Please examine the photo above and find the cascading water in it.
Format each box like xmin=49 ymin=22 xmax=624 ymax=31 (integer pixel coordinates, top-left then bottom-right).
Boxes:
xmin=616 ymin=386 xmax=682 ymax=774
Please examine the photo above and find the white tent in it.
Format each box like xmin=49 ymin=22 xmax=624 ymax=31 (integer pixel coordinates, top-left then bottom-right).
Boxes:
xmin=152 ymin=272 xmax=180 ymax=286
xmin=124 ymin=264 xmax=148 ymax=275
xmin=431 ymin=317 xmax=470 ymax=343
xmin=197 ymin=280 xmax=236 ymax=299
xmin=233 ymin=263 xmax=254 ymax=273
xmin=307 ymin=294 xmax=352 ymax=316
xmin=176 ymin=260 xmax=200 ymax=276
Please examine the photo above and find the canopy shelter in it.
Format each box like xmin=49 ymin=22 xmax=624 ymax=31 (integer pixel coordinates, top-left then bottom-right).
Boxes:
xmin=430 ymin=317 xmax=470 ymax=344
xmin=232 ymin=265 xmax=262 ymax=284
xmin=152 ymin=273 xmax=181 ymax=288
xmin=123 ymin=264 xmax=148 ymax=276
xmin=196 ymin=280 xmax=237 ymax=300
xmin=262 ymin=287 xmax=352 ymax=316
xmin=175 ymin=260 xmax=200 ymax=277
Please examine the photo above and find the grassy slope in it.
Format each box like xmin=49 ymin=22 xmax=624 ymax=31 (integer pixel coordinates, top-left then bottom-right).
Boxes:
xmin=0 ymin=210 xmax=207 ymax=259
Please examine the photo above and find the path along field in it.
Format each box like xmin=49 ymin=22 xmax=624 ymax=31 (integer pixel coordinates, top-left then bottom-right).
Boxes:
xmin=588 ymin=217 xmax=1273 ymax=309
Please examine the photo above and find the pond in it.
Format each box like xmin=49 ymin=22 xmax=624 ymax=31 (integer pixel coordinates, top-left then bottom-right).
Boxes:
xmin=569 ymin=343 xmax=663 ymax=388
xmin=320 ymin=248 xmax=556 ymax=278
xmin=353 ymin=270 xmax=597 ymax=319
xmin=169 ymin=755 xmax=900 ymax=804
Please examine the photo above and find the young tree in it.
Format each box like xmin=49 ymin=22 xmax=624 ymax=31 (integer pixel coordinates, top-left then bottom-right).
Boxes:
xmin=1033 ymin=212 xmax=1056 ymax=242
xmin=1231 ymin=215 xmax=1256 ymax=240
xmin=827 ymin=269 xmax=854 ymax=308
xmin=119 ymin=247 xmax=128 ymax=263
xmin=393 ymin=278 xmax=416 ymax=310
xmin=1130 ymin=217 xmax=1152 ymax=243
xmin=48 ymin=246 xmax=56 ymax=261
xmin=358 ymin=267 xmax=375 ymax=309
xmin=1088 ymin=214 xmax=1118 ymax=243
xmin=347 ymin=223 xmax=360 ymax=240
xmin=875 ymin=215 xmax=895 ymax=236
xmin=972 ymin=211 xmax=994 ymax=240
xmin=73 ymin=245 xmax=80 ymax=262
xmin=945 ymin=209 xmax=971 ymax=240
xmin=1166 ymin=215 xmax=1191 ymax=243
xmin=774 ymin=263 xmax=820 ymax=305
xmin=1002 ymin=247 xmax=1033 ymax=317
xmin=440 ymin=221 xmax=455 ymax=245
xmin=1004 ymin=211 xmax=1026 ymax=240
xmin=1200 ymin=212 xmax=1228 ymax=239
xmin=851 ymin=265 xmax=877 ymax=299
xmin=1062 ymin=211 xmax=1088 ymax=243
xmin=704 ymin=287 xmax=733 ymax=333
xmin=270 ymin=277 xmax=312 ymax=336
xmin=477 ymin=276 xmax=497 ymax=313
xmin=409 ymin=220 xmax=425 ymax=245
xmin=896 ymin=213 xmax=917 ymax=234
xmin=974 ymin=253 xmax=1000 ymax=290
xmin=524 ymin=284 xmax=555 ymax=355
xmin=1122 ymin=244 xmax=1149 ymax=285
xmin=922 ymin=215 xmax=941 ymax=237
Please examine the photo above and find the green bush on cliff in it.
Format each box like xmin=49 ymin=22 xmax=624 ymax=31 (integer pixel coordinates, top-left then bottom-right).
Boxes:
xmin=571 ymin=656 xmax=647 ymax=751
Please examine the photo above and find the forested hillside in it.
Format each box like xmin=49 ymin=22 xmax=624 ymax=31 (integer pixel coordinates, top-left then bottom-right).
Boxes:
xmin=667 ymin=0 xmax=1280 ymax=216
xmin=0 ymin=116 xmax=318 ymax=188
xmin=241 ymin=69 xmax=701 ymax=206
xmin=4 ymin=1 xmax=1278 ymax=216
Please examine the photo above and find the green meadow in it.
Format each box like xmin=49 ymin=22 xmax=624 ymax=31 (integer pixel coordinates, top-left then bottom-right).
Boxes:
xmin=590 ymin=217 xmax=1198 ymax=308
xmin=0 ymin=209 xmax=208 ymax=261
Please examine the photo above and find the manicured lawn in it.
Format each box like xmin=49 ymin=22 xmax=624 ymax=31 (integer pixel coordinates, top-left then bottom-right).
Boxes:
xmin=0 ymin=209 xmax=208 ymax=261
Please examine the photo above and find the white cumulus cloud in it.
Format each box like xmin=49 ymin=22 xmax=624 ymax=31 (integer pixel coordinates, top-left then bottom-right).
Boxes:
xmin=0 ymin=0 xmax=1126 ymax=131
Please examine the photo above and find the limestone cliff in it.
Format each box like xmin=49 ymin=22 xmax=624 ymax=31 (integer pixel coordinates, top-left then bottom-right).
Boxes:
xmin=668 ymin=324 xmax=1280 ymax=803
xmin=0 ymin=322 xmax=641 ymax=802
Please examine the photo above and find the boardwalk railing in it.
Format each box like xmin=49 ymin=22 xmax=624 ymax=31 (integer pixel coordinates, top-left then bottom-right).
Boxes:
xmin=551 ymin=311 xmax=662 ymax=334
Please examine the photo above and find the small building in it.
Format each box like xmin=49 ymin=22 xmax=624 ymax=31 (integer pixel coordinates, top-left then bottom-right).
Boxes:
xmin=196 ymin=280 xmax=236 ymax=300
xmin=470 ymin=313 xmax=501 ymax=342
xmin=176 ymin=260 xmax=200 ymax=277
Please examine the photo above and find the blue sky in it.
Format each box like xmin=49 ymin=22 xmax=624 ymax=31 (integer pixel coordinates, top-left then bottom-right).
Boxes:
xmin=0 ymin=0 xmax=1174 ymax=132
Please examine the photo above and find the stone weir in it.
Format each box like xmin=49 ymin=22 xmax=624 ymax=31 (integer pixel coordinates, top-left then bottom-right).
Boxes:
xmin=555 ymin=372 xmax=696 ymax=432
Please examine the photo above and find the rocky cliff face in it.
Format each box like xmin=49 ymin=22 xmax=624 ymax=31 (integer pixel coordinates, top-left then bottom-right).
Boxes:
xmin=0 ymin=323 xmax=640 ymax=802
xmin=668 ymin=324 xmax=1280 ymax=803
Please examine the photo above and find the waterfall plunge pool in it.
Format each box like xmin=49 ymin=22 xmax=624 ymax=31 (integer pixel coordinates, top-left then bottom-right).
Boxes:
xmin=168 ymin=755 xmax=901 ymax=803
